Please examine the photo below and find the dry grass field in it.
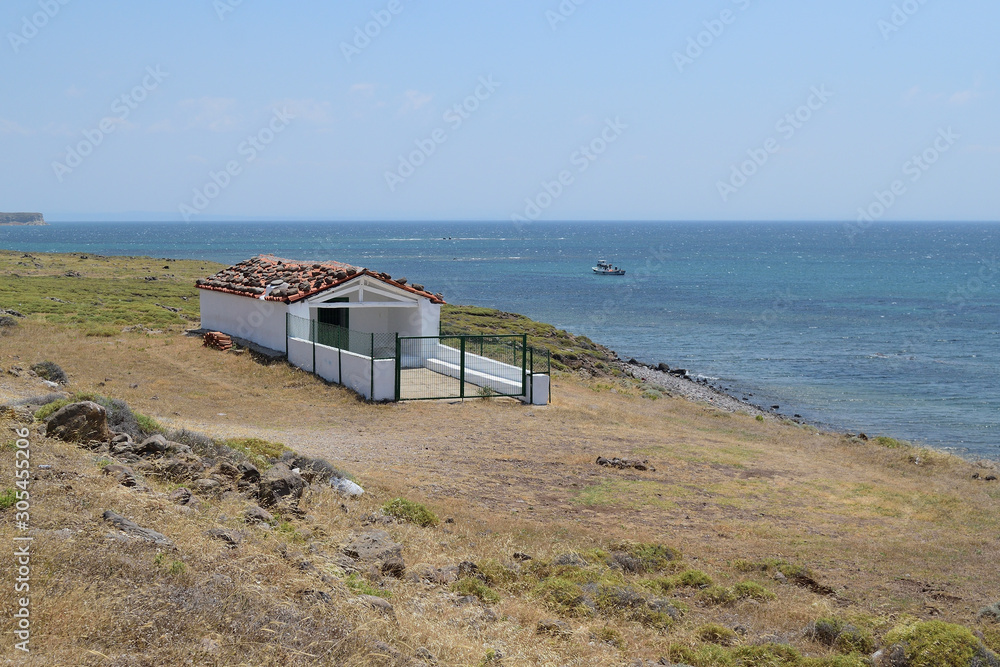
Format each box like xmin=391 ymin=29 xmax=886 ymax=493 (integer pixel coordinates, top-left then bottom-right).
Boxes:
xmin=1 ymin=252 xmax=999 ymax=665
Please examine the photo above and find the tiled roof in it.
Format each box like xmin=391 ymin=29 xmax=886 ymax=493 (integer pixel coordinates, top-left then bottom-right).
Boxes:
xmin=195 ymin=254 xmax=445 ymax=304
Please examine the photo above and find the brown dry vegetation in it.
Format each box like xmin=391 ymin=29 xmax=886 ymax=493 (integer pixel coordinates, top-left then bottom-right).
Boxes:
xmin=1 ymin=253 xmax=1000 ymax=665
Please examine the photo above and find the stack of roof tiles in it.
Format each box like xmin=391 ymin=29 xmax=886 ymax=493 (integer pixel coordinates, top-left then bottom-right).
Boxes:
xmin=203 ymin=331 xmax=233 ymax=351
xmin=195 ymin=254 xmax=444 ymax=304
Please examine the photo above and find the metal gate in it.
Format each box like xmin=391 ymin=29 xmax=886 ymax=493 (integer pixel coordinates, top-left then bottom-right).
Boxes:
xmin=395 ymin=334 xmax=528 ymax=401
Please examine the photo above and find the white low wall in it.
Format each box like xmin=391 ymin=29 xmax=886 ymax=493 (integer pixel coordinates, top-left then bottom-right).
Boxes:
xmin=287 ymin=337 xmax=314 ymax=373
xmin=428 ymin=343 xmax=524 ymax=382
xmin=290 ymin=338 xmax=396 ymax=401
xmin=287 ymin=336 xmax=547 ymax=404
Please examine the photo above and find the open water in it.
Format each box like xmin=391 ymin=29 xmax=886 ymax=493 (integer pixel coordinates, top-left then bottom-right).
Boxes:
xmin=2 ymin=221 xmax=998 ymax=459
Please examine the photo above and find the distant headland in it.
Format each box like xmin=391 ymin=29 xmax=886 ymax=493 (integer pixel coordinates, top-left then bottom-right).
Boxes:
xmin=0 ymin=212 xmax=46 ymax=226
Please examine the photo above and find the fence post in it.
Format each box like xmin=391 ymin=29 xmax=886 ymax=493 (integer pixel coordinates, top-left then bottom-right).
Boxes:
xmin=548 ymin=348 xmax=552 ymax=404
xmin=338 ymin=341 xmax=342 ymax=386
xmin=369 ymin=333 xmax=375 ymax=401
xmin=460 ymin=336 xmax=466 ymax=400
xmin=285 ymin=312 xmax=289 ymax=358
xmin=394 ymin=334 xmax=401 ymax=401
xmin=311 ymin=319 xmax=316 ymax=374
xmin=521 ymin=334 xmax=527 ymax=399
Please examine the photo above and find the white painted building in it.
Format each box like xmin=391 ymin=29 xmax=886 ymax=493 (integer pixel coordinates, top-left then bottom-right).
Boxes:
xmin=196 ymin=254 xmax=443 ymax=354
xmin=197 ymin=254 xmax=549 ymax=404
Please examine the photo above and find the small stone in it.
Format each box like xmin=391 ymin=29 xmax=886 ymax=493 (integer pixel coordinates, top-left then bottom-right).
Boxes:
xmin=536 ymin=619 xmax=572 ymax=637
xmin=244 ymin=505 xmax=274 ymax=525
xmin=205 ymin=528 xmax=242 ymax=548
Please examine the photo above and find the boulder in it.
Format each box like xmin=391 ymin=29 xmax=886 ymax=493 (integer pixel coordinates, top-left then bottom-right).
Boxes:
xmin=102 ymin=464 xmax=139 ymax=488
xmin=244 ymin=505 xmax=274 ymax=525
xmin=45 ymin=401 xmax=111 ymax=444
xmin=205 ymin=528 xmax=243 ymax=548
xmin=343 ymin=530 xmax=403 ymax=563
xmin=238 ymin=462 xmax=261 ymax=483
xmin=331 ymin=477 xmax=364 ymax=498
xmin=136 ymin=434 xmax=168 ymax=456
xmin=193 ymin=478 xmax=222 ymax=495
xmin=102 ymin=510 xmax=173 ymax=547
xmin=258 ymin=462 xmax=306 ymax=507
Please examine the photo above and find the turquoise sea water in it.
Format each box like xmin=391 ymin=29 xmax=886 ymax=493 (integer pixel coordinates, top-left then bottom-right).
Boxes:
xmin=2 ymin=221 xmax=998 ymax=460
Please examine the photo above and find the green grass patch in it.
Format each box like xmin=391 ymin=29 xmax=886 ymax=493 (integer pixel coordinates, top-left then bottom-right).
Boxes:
xmin=217 ymin=437 xmax=290 ymax=468
xmin=381 ymin=498 xmax=439 ymax=527
xmin=697 ymin=623 xmax=739 ymax=646
xmin=0 ymin=488 xmax=17 ymax=510
xmin=345 ymin=573 xmax=390 ymax=598
xmin=573 ymin=480 xmax=683 ymax=511
xmin=451 ymin=577 xmax=500 ymax=604
xmin=533 ymin=577 xmax=588 ymax=616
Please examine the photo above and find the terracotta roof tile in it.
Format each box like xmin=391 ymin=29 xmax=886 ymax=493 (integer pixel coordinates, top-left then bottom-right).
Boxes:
xmin=195 ymin=254 xmax=445 ymax=304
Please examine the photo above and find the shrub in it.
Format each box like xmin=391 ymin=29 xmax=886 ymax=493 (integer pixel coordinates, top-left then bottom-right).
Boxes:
xmin=884 ymin=620 xmax=998 ymax=667
xmin=451 ymin=577 xmax=500 ymax=604
xmin=0 ymin=315 xmax=18 ymax=330
xmin=731 ymin=581 xmax=776 ymax=601
xmin=609 ymin=541 xmax=681 ymax=572
xmin=381 ymin=498 xmax=439 ymax=527
xmin=31 ymin=361 xmax=68 ymax=385
xmin=533 ymin=577 xmax=587 ymax=616
xmin=0 ymin=488 xmax=17 ymax=510
xmin=979 ymin=601 xmax=1000 ymax=623
xmin=219 ymin=438 xmax=290 ymax=469
xmin=697 ymin=623 xmax=739 ymax=646
xmin=700 ymin=581 xmax=775 ymax=605
xmin=593 ymin=626 xmax=623 ymax=648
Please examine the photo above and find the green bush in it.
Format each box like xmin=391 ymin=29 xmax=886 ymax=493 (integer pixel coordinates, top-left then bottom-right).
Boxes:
xmin=31 ymin=361 xmax=68 ymax=385
xmin=451 ymin=577 xmax=500 ymax=604
xmin=381 ymin=498 xmax=439 ymax=527
xmin=0 ymin=488 xmax=17 ymax=510
xmin=533 ymin=577 xmax=587 ymax=616
xmin=697 ymin=623 xmax=739 ymax=646
xmin=883 ymin=620 xmax=998 ymax=667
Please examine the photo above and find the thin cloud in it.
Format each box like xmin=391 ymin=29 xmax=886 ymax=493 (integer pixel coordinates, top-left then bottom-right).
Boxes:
xmin=177 ymin=97 xmax=242 ymax=132
xmin=0 ymin=118 xmax=31 ymax=135
xmin=398 ymin=89 xmax=433 ymax=115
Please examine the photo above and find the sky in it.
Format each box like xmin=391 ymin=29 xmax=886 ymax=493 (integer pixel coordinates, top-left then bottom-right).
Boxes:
xmin=1 ymin=0 xmax=998 ymax=222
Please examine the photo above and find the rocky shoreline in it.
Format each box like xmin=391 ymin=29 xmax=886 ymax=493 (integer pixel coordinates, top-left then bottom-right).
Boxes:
xmin=618 ymin=359 xmax=776 ymax=420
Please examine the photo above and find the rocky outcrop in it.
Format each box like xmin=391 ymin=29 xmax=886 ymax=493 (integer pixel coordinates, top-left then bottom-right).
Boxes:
xmin=45 ymin=401 xmax=111 ymax=444
xmin=258 ymin=462 xmax=306 ymax=507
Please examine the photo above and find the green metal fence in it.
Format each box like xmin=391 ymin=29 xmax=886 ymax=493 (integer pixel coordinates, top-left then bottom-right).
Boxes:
xmin=287 ymin=314 xmax=395 ymax=359
xmin=396 ymin=334 xmax=550 ymax=401
xmin=286 ymin=313 xmax=551 ymax=403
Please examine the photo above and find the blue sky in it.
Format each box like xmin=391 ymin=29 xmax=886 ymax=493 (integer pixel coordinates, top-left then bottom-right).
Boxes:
xmin=2 ymin=0 xmax=997 ymax=222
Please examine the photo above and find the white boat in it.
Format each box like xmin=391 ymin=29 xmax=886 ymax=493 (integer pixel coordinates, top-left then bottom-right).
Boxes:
xmin=592 ymin=259 xmax=626 ymax=276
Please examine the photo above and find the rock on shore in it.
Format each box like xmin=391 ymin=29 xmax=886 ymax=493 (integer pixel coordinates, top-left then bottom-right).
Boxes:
xmin=620 ymin=360 xmax=770 ymax=418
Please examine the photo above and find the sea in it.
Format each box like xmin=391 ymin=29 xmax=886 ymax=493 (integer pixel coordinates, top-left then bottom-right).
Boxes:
xmin=2 ymin=221 xmax=998 ymax=460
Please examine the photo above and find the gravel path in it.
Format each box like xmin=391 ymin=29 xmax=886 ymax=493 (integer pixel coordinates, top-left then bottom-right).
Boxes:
xmin=617 ymin=361 xmax=772 ymax=419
